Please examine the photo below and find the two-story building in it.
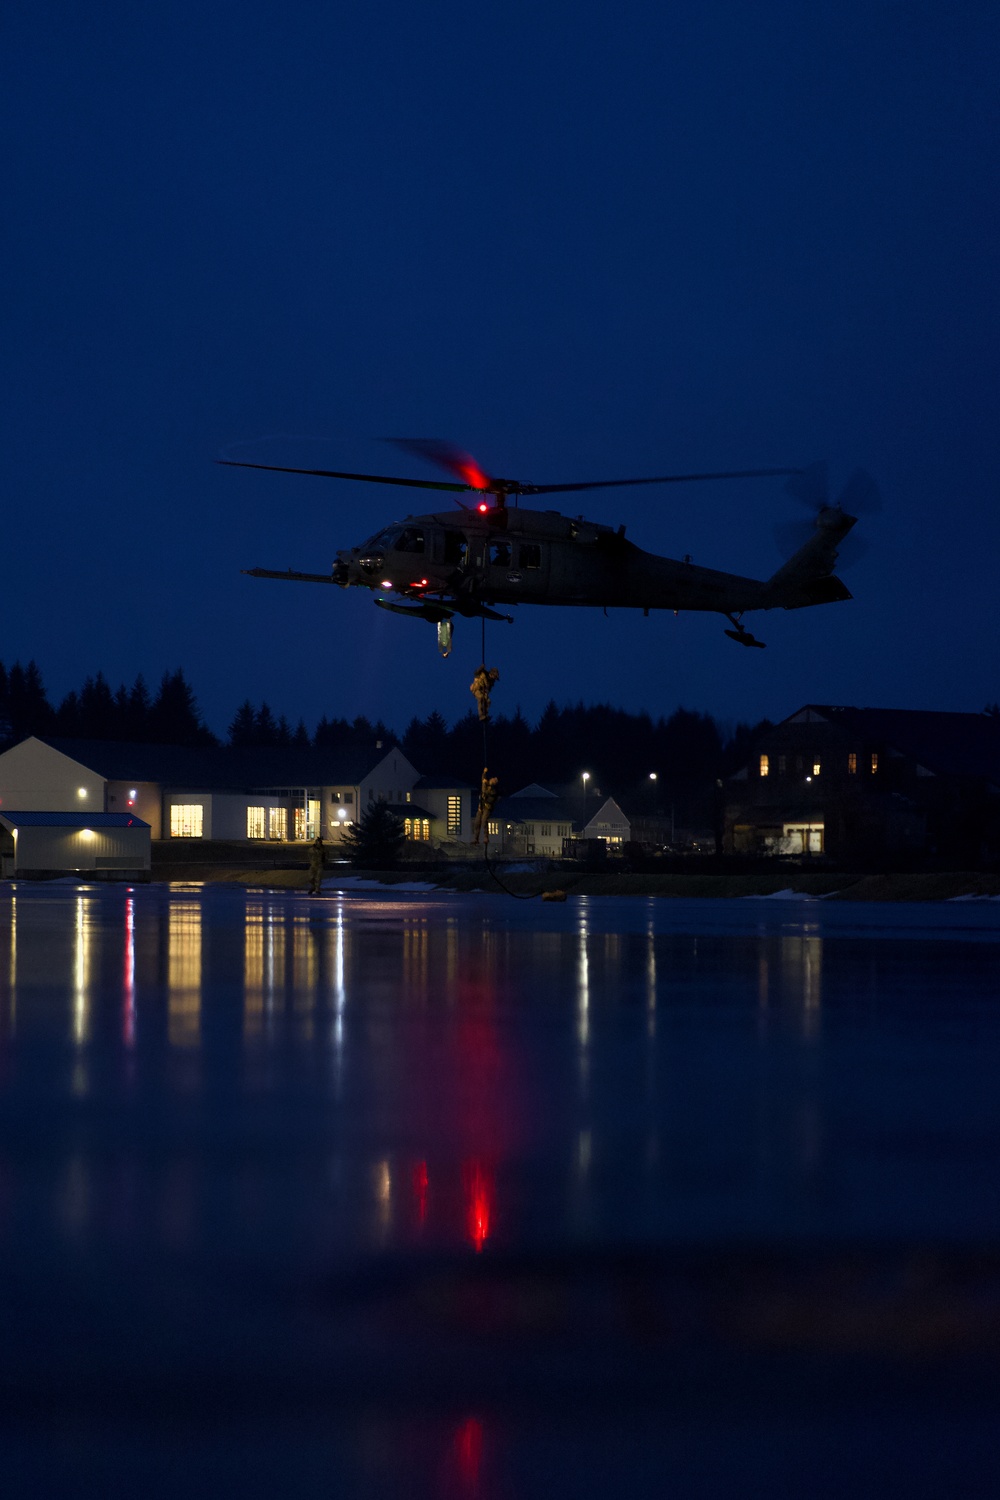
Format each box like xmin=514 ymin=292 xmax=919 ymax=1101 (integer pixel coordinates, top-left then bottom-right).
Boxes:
xmin=725 ymin=705 xmax=1000 ymax=864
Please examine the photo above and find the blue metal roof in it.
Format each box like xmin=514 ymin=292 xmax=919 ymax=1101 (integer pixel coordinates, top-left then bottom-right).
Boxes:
xmin=0 ymin=811 xmax=150 ymax=829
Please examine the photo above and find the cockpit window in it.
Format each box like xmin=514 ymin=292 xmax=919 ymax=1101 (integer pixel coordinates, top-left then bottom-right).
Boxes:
xmin=368 ymin=529 xmax=397 ymax=551
xmin=394 ymin=527 xmax=425 ymax=554
xmin=490 ymin=540 xmax=512 ymax=567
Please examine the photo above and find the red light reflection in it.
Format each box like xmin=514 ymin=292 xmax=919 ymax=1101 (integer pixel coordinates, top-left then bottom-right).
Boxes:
xmin=464 ymin=1159 xmax=493 ymax=1253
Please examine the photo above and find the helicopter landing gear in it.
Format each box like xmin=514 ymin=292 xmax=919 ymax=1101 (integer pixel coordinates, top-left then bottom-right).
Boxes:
xmin=437 ymin=618 xmax=453 ymax=656
xmin=723 ymin=613 xmax=766 ymax=649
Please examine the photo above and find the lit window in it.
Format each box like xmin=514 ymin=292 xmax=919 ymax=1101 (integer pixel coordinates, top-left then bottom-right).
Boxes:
xmin=170 ymin=804 xmax=203 ymax=838
xmin=848 ymin=753 xmax=857 ymax=775
xmin=759 ymin=755 xmax=769 ymax=777
xmin=330 ymin=792 xmax=340 ymax=803
xmin=488 ymin=821 xmax=499 ymax=836
xmin=404 ymin=817 xmax=431 ymax=841
xmin=871 ymin=753 xmax=879 ymax=773
xmin=812 ymin=761 xmax=821 ymax=776
xmin=247 ymin=806 xmax=266 ymax=839
xmin=447 ymin=795 xmax=462 ymax=834
xmin=294 ymin=808 xmax=307 ymax=840
xmin=268 ymin=807 xmax=287 ymax=840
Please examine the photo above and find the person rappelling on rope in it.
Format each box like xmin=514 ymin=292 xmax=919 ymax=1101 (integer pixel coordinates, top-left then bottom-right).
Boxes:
xmin=470 ymin=664 xmax=501 ymax=723
xmin=472 ymin=767 xmax=500 ymax=848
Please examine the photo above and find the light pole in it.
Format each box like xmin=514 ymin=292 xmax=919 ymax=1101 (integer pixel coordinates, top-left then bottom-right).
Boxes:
xmin=581 ymin=771 xmax=590 ymax=827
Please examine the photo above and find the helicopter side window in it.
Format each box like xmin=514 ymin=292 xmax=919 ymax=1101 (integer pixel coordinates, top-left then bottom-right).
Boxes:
xmin=394 ymin=527 xmax=425 ymax=554
xmin=490 ymin=540 xmax=511 ymax=567
xmin=443 ymin=532 xmax=468 ymax=566
xmin=518 ymin=543 xmax=541 ymax=569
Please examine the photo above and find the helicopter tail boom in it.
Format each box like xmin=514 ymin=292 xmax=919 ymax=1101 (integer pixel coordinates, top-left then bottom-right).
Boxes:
xmin=765 ymin=505 xmax=857 ymax=610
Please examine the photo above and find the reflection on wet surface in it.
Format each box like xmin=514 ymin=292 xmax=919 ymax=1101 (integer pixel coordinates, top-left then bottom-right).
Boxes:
xmin=1 ymin=882 xmax=1000 ymax=1495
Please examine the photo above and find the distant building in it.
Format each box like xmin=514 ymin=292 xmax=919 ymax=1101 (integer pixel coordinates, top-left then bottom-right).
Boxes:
xmin=0 ymin=737 xmax=471 ymax=850
xmin=0 ymin=810 xmax=150 ymax=880
xmin=494 ymin=784 xmax=578 ymax=858
xmin=725 ymin=705 xmax=1000 ymax=863
xmin=581 ymin=795 xmax=674 ymax=852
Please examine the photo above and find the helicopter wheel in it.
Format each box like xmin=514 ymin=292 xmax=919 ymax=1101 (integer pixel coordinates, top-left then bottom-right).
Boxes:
xmin=724 ymin=614 xmax=766 ymax=649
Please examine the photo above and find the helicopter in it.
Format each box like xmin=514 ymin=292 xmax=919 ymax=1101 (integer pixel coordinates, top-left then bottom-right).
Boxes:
xmin=221 ymin=440 xmax=876 ymax=656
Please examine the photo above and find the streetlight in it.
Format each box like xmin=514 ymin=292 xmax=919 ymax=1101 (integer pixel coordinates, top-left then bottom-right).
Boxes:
xmin=581 ymin=771 xmax=590 ymax=825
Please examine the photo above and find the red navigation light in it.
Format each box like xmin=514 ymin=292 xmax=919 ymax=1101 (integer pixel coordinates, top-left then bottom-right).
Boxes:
xmin=477 ymin=501 xmax=489 ymax=514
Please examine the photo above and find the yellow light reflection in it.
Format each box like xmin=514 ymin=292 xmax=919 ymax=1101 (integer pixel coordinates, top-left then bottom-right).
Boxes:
xmin=244 ymin=904 xmax=264 ymax=1039
xmin=168 ymin=901 xmax=202 ymax=1047
xmin=781 ymin=933 xmax=823 ymax=1039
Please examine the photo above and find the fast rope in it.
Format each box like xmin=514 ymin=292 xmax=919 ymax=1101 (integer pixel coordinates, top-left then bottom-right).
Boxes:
xmin=477 ymin=615 xmax=536 ymax=899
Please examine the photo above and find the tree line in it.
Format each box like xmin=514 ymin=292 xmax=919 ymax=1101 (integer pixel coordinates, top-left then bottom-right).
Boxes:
xmin=0 ymin=658 xmax=766 ymax=804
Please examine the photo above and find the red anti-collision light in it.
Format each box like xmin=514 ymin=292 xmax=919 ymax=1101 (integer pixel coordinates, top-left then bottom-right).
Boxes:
xmin=477 ymin=501 xmax=489 ymax=513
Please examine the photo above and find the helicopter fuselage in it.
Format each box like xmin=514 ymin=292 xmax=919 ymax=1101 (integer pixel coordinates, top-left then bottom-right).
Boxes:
xmin=334 ymin=505 xmax=780 ymax=616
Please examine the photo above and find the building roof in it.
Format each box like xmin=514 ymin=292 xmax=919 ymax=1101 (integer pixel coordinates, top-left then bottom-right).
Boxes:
xmin=799 ymin=707 xmax=1000 ymax=784
xmin=0 ymin=811 xmax=150 ymax=829
xmin=413 ymin=775 xmax=472 ymax=790
xmin=498 ymin=796 xmax=579 ymax=827
xmin=31 ymin=738 xmax=402 ymax=791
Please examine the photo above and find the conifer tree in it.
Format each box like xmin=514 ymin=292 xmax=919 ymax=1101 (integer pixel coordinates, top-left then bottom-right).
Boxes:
xmin=341 ymin=800 xmax=406 ymax=869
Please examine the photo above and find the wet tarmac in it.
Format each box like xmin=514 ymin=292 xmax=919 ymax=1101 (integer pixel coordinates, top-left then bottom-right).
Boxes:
xmin=1 ymin=881 xmax=999 ymax=1496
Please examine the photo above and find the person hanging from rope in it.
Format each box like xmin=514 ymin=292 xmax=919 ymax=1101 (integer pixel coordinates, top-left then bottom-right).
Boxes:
xmin=472 ymin=767 xmax=500 ymax=847
xmin=470 ymin=664 xmax=501 ymax=723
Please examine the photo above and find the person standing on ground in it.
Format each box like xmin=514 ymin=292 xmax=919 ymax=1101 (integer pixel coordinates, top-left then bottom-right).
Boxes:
xmin=307 ymin=835 xmax=325 ymax=894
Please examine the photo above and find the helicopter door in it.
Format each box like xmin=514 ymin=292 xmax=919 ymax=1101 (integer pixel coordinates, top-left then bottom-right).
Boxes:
xmin=506 ymin=539 xmax=549 ymax=598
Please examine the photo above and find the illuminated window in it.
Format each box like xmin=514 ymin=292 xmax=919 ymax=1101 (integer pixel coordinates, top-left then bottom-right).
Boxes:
xmin=488 ymin=821 xmax=499 ymax=836
xmin=294 ymin=807 xmax=307 ymax=841
xmin=170 ymin=804 xmax=203 ymax=838
xmin=268 ymin=807 xmax=287 ymax=840
xmin=247 ymin=806 xmax=266 ymax=839
xmin=812 ymin=760 xmax=821 ymax=776
xmin=447 ymin=795 xmax=462 ymax=833
xmin=848 ymin=753 xmax=857 ymax=774
xmin=404 ymin=817 xmax=430 ymax=841
xmin=759 ymin=754 xmax=769 ymax=777
xmin=871 ymin=753 xmax=879 ymax=773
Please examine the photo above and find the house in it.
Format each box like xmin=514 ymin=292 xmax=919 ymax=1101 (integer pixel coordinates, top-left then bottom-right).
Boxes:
xmin=725 ymin=705 xmax=1000 ymax=863
xmin=496 ymin=784 xmax=578 ymax=858
xmin=581 ymin=796 xmax=675 ymax=852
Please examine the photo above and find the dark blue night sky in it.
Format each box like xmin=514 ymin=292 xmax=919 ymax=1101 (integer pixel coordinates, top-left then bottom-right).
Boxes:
xmin=3 ymin=0 xmax=998 ymax=738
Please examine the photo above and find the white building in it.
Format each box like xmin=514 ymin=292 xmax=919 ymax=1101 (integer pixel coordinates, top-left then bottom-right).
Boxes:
xmin=0 ymin=810 xmax=151 ymax=878
xmin=0 ymin=736 xmax=473 ymax=847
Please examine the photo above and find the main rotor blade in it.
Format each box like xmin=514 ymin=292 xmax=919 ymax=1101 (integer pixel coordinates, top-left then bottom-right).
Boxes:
xmin=523 ymin=467 xmax=802 ymax=495
xmin=216 ymin=459 xmax=470 ymax=493
xmin=387 ymin=438 xmax=493 ymax=490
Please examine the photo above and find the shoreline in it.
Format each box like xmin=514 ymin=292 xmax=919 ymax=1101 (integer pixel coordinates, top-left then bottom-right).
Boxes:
xmin=148 ymin=866 xmax=1000 ymax=902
